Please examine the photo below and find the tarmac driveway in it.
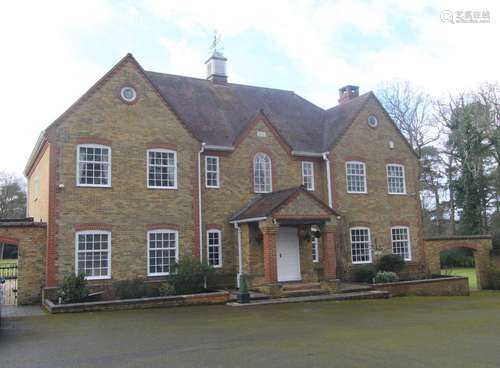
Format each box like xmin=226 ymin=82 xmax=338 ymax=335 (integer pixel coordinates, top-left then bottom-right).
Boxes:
xmin=1 ymin=292 xmax=500 ymax=368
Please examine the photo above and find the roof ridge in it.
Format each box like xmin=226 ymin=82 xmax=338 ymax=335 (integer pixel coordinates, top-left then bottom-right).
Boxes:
xmin=145 ymin=70 xmax=297 ymax=94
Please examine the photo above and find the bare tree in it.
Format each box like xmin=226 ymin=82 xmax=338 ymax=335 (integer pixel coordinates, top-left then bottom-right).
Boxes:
xmin=377 ymin=80 xmax=439 ymax=157
xmin=0 ymin=171 xmax=26 ymax=219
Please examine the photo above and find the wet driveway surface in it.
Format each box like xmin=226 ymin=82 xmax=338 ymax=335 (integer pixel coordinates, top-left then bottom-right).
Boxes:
xmin=2 ymin=292 xmax=500 ymax=368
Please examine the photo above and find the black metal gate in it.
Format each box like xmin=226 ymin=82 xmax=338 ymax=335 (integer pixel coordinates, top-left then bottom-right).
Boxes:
xmin=0 ymin=264 xmax=18 ymax=305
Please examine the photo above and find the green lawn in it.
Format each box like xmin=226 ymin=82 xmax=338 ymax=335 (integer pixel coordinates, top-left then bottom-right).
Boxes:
xmin=442 ymin=267 xmax=477 ymax=289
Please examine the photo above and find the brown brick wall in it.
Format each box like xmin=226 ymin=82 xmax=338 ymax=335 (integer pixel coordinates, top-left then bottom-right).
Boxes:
xmin=51 ymin=60 xmax=199 ymax=284
xmin=0 ymin=226 xmax=46 ymax=304
xmin=330 ymin=97 xmax=424 ymax=277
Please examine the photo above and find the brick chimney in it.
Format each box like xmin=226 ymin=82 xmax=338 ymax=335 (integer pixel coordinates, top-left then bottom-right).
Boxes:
xmin=205 ymin=51 xmax=227 ymax=84
xmin=338 ymin=85 xmax=359 ymax=104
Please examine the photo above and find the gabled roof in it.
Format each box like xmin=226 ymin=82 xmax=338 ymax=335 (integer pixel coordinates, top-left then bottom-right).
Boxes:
xmin=229 ymin=187 xmax=337 ymax=222
xmin=146 ymin=71 xmax=326 ymax=152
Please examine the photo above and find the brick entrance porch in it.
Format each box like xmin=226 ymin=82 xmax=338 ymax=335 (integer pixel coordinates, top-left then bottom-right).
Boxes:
xmin=230 ymin=187 xmax=339 ymax=289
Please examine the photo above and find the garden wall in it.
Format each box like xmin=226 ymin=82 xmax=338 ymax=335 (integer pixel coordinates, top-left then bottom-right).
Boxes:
xmin=424 ymin=235 xmax=492 ymax=289
xmin=0 ymin=220 xmax=47 ymax=304
xmin=373 ymin=276 xmax=469 ymax=296
xmin=44 ymin=291 xmax=230 ymax=313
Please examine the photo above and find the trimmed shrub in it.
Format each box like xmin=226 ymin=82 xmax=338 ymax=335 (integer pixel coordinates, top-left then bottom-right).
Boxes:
xmin=159 ymin=281 xmax=175 ymax=296
xmin=352 ymin=264 xmax=377 ymax=283
xmin=378 ymin=254 xmax=406 ymax=273
xmin=484 ymin=263 xmax=500 ymax=290
xmin=373 ymin=271 xmax=399 ymax=284
xmin=59 ymin=273 xmax=88 ymax=303
xmin=168 ymin=258 xmax=215 ymax=295
xmin=440 ymin=248 xmax=475 ymax=268
xmin=113 ymin=279 xmax=157 ymax=300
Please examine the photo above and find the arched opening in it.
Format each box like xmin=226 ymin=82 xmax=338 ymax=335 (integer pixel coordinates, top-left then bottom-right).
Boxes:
xmin=0 ymin=241 xmax=19 ymax=305
xmin=440 ymin=247 xmax=477 ymax=289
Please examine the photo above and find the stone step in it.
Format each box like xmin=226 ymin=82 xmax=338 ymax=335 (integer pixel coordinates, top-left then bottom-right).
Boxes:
xmin=281 ymin=282 xmax=322 ymax=292
xmin=283 ymin=288 xmax=329 ymax=297
xmin=227 ymin=290 xmax=390 ymax=307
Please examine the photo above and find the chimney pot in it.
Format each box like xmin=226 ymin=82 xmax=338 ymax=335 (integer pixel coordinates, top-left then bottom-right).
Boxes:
xmin=338 ymin=85 xmax=359 ymax=104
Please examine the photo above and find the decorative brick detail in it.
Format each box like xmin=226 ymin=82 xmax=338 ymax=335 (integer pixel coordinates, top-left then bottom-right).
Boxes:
xmin=76 ymin=136 xmax=112 ymax=146
xmin=385 ymin=158 xmax=406 ymax=165
xmin=75 ymin=223 xmax=113 ymax=231
xmin=146 ymin=223 xmax=180 ymax=231
xmin=349 ymin=221 xmax=371 ymax=228
xmin=344 ymin=155 xmax=366 ymax=162
xmin=146 ymin=141 xmax=177 ymax=150
xmin=206 ymin=223 xmax=223 ymax=230
xmin=390 ymin=221 xmax=410 ymax=227
xmin=46 ymin=133 xmax=57 ymax=287
xmin=0 ymin=236 xmax=20 ymax=245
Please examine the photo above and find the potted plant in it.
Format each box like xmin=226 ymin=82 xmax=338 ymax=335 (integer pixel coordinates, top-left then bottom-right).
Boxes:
xmin=238 ymin=274 xmax=250 ymax=304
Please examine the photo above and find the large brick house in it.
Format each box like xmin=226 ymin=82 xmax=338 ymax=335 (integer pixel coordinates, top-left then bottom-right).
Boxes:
xmin=23 ymin=52 xmax=424 ymax=293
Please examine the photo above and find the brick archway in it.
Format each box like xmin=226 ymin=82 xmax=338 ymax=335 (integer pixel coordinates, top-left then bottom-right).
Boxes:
xmin=424 ymin=235 xmax=492 ymax=289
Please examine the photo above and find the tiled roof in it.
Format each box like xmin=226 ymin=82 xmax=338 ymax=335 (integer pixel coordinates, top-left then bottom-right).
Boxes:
xmin=146 ymin=71 xmax=373 ymax=153
xmin=229 ymin=187 xmax=336 ymax=222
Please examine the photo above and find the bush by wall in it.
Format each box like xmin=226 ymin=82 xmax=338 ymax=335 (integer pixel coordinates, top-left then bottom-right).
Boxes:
xmin=373 ymin=271 xmax=399 ymax=284
xmin=440 ymin=248 xmax=475 ymax=268
xmin=352 ymin=264 xmax=377 ymax=283
xmin=484 ymin=263 xmax=500 ymax=290
xmin=59 ymin=273 xmax=88 ymax=303
xmin=112 ymin=279 xmax=158 ymax=300
xmin=378 ymin=255 xmax=406 ymax=273
xmin=168 ymin=258 xmax=215 ymax=295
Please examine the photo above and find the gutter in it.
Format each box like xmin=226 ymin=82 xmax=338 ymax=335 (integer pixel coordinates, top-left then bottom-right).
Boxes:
xmin=198 ymin=142 xmax=206 ymax=262
xmin=291 ymin=150 xmax=323 ymax=158
xmin=23 ymin=130 xmax=46 ymax=176
xmin=204 ymin=144 xmax=234 ymax=152
xmin=229 ymin=216 xmax=267 ymax=225
xmin=322 ymin=152 xmax=333 ymax=208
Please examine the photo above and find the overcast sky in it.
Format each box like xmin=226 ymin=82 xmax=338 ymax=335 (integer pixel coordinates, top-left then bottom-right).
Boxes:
xmin=0 ymin=0 xmax=498 ymax=177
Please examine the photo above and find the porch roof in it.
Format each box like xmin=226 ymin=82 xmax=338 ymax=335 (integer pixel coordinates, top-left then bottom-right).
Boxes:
xmin=229 ymin=187 xmax=339 ymax=223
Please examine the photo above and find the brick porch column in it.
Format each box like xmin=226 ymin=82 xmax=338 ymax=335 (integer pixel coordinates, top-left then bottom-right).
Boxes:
xmin=259 ymin=220 xmax=279 ymax=284
xmin=322 ymin=224 xmax=337 ymax=280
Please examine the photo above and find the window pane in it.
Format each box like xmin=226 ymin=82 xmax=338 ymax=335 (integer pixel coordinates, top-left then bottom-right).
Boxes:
xmin=351 ymin=228 xmax=371 ymax=263
xmin=207 ymin=230 xmax=221 ymax=267
xmin=392 ymin=227 xmax=410 ymax=260
xmin=78 ymin=146 xmax=110 ymax=186
xmin=76 ymin=232 xmax=110 ymax=278
xmin=346 ymin=162 xmax=366 ymax=193
xmin=148 ymin=231 xmax=178 ymax=274
xmin=148 ymin=151 xmax=177 ymax=188
xmin=254 ymin=154 xmax=271 ymax=192
xmin=387 ymin=165 xmax=405 ymax=194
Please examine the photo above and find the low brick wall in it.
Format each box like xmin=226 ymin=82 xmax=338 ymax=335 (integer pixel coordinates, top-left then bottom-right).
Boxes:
xmin=373 ymin=276 xmax=469 ymax=297
xmin=44 ymin=291 xmax=230 ymax=313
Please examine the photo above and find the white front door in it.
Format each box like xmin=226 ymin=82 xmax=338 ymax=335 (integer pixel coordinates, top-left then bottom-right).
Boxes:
xmin=277 ymin=227 xmax=301 ymax=282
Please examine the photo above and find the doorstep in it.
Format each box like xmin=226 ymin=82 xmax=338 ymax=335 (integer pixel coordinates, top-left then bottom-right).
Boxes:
xmin=226 ymin=290 xmax=390 ymax=307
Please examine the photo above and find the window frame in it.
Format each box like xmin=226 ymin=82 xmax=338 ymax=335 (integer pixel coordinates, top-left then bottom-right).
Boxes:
xmin=207 ymin=229 xmax=223 ymax=268
xmin=386 ymin=164 xmax=407 ymax=195
xmin=147 ymin=229 xmax=179 ymax=277
xmin=350 ymin=227 xmax=372 ymax=264
xmin=76 ymin=144 xmax=112 ymax=188
xmin=312 ymin=237 xmax=320 ymax=263
xmin=302 ymin=161 xmax=315 ymax=191
xmin=345 ymin=161 xmax=367 ymax=194
xmin=146 ymin=149 xmax=178 ymax=190
xmin=205 ymin=156 xmax=220 ymax=189
xmin=75 ymin=230 xmax=112 ymax=281
xmin=253 ymin=153 xmax=272 ymax=193
xmin=391 ymin=226 xmax=412 ymax=261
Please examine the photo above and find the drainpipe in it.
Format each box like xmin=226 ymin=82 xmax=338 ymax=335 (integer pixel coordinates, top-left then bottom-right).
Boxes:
xmin=234 ymin=223 xmax=243 ymax=288
xmin=322 ymin=152 xmax=333 ymax=208
xmin=198 ymin=142 xmax=206 ymax=263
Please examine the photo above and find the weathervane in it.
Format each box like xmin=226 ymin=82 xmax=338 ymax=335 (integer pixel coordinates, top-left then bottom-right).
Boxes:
xmin=210 ymin=30 xmax=223 ymax=55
